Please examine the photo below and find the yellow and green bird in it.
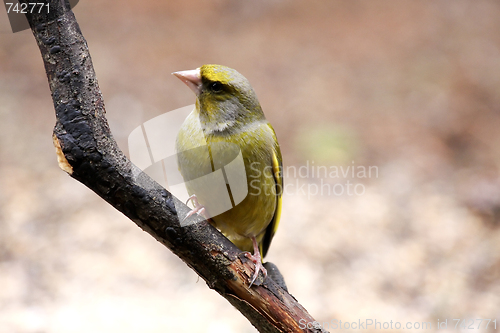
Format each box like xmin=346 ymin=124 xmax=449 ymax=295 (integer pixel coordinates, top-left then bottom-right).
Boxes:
xmin=173 ymin=64 xmax=283 ymax=286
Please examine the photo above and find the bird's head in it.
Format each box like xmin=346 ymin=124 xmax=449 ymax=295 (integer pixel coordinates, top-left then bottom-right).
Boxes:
xmin=173 ymin=64 xmax=265 ymax=133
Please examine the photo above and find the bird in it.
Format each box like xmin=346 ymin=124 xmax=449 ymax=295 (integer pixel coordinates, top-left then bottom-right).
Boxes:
xmin=173 ymin=64 xmax=283 ymax=287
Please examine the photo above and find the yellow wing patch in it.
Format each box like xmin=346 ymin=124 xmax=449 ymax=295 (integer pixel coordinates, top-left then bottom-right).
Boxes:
xmin=260 ymin=137 xmax=283 ymax=258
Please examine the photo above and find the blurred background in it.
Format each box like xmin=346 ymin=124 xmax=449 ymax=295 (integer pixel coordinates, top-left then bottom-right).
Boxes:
xmin=1 ymin=0 xmax=500 ymax=332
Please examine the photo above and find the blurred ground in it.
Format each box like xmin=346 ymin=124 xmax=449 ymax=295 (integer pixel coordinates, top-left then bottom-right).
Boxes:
xmin=1 ymin=0 xmax=500 ymax=332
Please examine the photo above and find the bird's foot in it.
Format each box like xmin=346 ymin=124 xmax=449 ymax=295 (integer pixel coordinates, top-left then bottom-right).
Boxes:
xmin=245 ymin=252 xmax=267 ymax=287
xmin=245 ymin=236 xmax=268 ymax=287
xmin=183 ymin=195 xmax=210 ymax=222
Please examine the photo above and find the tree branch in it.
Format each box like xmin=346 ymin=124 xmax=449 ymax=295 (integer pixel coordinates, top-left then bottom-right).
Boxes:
xmin=21 ymin=1 xmax=328 ymax=332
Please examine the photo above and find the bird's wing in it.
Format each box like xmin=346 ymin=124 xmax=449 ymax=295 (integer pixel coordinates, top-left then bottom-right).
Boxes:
xmin=260 ymin=128 xmax=283 ymax=258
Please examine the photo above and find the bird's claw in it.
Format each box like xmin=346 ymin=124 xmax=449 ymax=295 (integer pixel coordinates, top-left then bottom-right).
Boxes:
xmin=245 ymin=251 xmax=267 ymax=287
xmin=182 ymin=195 xmax=209 ymax=222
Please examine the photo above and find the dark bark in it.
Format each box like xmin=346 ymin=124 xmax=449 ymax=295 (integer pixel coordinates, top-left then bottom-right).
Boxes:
xmin=20 ymin=1 xmax=328 ymax=332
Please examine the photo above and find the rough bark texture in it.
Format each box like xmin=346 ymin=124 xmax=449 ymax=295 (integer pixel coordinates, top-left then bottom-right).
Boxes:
xmin=21 ymin=1 xmax=328 ymax=332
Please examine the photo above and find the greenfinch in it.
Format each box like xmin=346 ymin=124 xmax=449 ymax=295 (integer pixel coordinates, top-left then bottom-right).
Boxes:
xmin=173 ymin=64 xmax=283 ymax=286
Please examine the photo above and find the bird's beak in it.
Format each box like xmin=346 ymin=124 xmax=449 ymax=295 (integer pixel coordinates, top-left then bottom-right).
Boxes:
xmin=172 ymin=68 xmax=202 ymax=96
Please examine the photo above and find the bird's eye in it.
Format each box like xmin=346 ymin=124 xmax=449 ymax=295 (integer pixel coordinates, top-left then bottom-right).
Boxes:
xmin=209 ymin=82 xmax=223 ymax=93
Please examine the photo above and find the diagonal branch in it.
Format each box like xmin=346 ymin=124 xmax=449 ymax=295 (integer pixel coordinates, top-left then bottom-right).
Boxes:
xmin=21 ymin=1 xmax=328 ymax=332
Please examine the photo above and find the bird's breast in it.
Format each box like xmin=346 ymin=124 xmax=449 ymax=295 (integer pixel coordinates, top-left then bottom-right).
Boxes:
xmin=176 ymin=115 xmax=277 ymax=249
